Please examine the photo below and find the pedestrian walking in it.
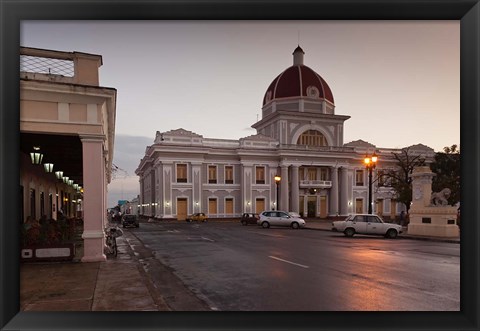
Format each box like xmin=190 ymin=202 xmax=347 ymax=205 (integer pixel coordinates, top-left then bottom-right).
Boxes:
xmin=400 ymin=210 xmax=405 ymax=226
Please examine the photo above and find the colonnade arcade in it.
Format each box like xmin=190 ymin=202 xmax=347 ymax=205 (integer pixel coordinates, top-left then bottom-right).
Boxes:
xmin=276 ymin=164 xmax=350 ymax=218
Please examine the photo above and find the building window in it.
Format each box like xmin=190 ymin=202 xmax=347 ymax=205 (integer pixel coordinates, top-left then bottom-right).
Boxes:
xmin=256 ymin=166 xmax=265 ymax=184
xmin=208 ymin=165 xmax=217 ymax=184
xmin=320 ymin=168 xmax=328 ymax=181
xmin=355 ymin=170 xmax=364 ymax=186
xmin=225 ymin=166 xmax=234 ymax=184
xmin=297 ymin=130 xmax=328 ymax=147
xmin=307 ymin=167 xmax=317 ymax=180
xmin=176 ymin=164 xmax=187 ymax=183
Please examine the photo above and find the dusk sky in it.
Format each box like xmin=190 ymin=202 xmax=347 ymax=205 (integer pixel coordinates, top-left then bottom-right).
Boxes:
xmin=20 ymin=21 xmax=460 ymax=207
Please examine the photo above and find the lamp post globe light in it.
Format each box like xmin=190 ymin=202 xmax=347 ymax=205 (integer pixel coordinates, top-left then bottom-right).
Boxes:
xmin=274 ymin=175 xmax=281 ymax=210
xmin=364 ymin=153 xmax=378 ymax=215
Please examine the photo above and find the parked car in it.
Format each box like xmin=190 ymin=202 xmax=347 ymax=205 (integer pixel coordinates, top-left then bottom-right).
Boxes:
xmin=240 ymin=213 xmax=259 ymax=225
xmin=288 ymin=212 xmax=302 ymax=218
xmin=186 ymin=212 xmax=208 ymax=222
xmin=122 ymin=214 xmax=139 ymax=228
xmin=258 ymin=211 xmax=306 ymax=229
xmin=332 ymin=214 xmax=403 ymax=239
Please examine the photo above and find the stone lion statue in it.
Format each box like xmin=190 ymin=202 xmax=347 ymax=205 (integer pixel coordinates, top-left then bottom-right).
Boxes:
xmin=430 ymin=188 xmax=451 ymax=206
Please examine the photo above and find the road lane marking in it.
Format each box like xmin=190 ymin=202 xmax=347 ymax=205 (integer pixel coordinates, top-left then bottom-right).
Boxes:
xmin=186 ymin=236 xmax=215 ymax=242
xmin=254 ymin=232 xmax=285 ymax=238
xmin=268 ymin=256 xmax=310 ymax=268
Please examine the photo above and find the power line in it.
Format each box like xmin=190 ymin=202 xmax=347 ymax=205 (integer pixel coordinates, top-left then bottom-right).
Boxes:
xmin=111 ymin=163 xmax=129 ymax=180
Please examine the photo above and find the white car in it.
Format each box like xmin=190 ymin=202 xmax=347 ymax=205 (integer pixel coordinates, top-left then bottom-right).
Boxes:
xmin=332 ymin=214 xmax=403 ymax=239
xmin=258 ymin=211 xmax=306 ymax=229
xmin=288 ymin=212 xmax=302 ymax=218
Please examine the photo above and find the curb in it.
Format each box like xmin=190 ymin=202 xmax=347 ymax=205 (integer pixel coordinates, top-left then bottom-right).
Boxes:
xmin=141 ymin=219 xmax=460 ymax=244
xmin=305 ymin=225 xmax=460 ymax=243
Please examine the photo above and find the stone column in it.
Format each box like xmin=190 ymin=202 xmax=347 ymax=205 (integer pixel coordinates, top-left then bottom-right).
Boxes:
xmin=81 ymin=136 xmax=106 ymax=262
xmin=241 ymin=163 xmax=253 ymax=212
xmin=139 ymin=178 xmax=144 ymax=216
xmin=162 ymin=162 xmax=173 ymax=218
xmin=330 ymin=166 xmax=339 ymax=216
xmin=280 ymin=165 xmax=289 ymax=211
xmin=410 ymin=166 xmax=436 ymax=210
xmin=192 ymin=162 xmax=202 ymax=213
xmin=154 ymin=163 xmax=161 ymax=218
xmin=150 ymin=169 xmax=156 ymax=217
xmin=291 ymin=165 xmax=300 ymax=213
xmin=340 ymin=167 xmax=349 ymax=215
xmin=408 ymin=166 xmax=458 ymax=237
xmin=270 ymin=166 xmax=278 ymax=210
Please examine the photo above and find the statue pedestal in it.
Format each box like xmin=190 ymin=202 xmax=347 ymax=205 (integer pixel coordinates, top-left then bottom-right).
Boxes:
xmin=407 ymin=206 xmax=459 ymax=237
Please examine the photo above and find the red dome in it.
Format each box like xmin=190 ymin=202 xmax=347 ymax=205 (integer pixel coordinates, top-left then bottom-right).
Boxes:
xmin=263 ymin=48 xmax=334 ymax=106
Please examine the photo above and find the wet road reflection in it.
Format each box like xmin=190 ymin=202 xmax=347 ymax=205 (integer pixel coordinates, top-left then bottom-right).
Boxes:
xmin=128 ymin=222 xmax=459 ymax=311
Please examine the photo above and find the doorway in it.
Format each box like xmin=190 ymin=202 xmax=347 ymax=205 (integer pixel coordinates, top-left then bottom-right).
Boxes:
xmin=355 ymin=198 xmax=363 ymax=213
xmin=307 ymin=196 xmax=316 ymax=218
xmin=255 ymin=198 xmax=265 ymax=214
xmin=208 ymin=198 xmax=217 ymax=216
xmin=376 ymin=199 xmax=384 ymax=216
xmin=225 ymin=198 xmax=234 ymax=215
xmin=390 ymin=200 xmax=397 ymax=219
xmin=177 ymin=198 xmax=187 ymax=221
xmin=320 ymin=196 xmax=327 ymax=218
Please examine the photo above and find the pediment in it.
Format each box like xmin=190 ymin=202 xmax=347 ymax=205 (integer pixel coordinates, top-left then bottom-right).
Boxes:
xmin=240 ymin=133 xmax=278 ymax=142
xmin=162 ymin=128 xmax=203 ymax=137
xmin=344 ymin=139 xmax=376 ymax=148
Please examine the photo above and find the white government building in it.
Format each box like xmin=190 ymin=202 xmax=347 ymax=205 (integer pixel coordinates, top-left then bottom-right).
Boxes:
xmin=135 ymin=46 xmax=434 ymax=221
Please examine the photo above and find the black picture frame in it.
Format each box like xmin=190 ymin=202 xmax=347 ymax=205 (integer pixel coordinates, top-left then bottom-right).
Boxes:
xmin=1 ymin=1 xmax=479 ymax=330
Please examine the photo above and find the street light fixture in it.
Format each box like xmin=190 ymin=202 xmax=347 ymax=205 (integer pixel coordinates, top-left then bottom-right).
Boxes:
xmin=55 ymin=170 xmax=63 ymax=180
xmin=30 ymin=146 xmax=43 ymax=165
xmin=43 ymin=163 xmax=54 ymax=173
xmin=274 ymin=175 xmax=281 ymax=210
xmin=364 ymin=152 xmax=378 ymax=214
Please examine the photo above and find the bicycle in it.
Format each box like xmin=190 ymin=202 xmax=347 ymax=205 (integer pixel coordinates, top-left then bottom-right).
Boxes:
xmin=105 ymin=226 xmax=123 ymax=257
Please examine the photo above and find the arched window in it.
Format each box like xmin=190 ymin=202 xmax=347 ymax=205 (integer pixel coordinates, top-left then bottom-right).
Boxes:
xmin=297 ymin=130 xmax=328 ymax=147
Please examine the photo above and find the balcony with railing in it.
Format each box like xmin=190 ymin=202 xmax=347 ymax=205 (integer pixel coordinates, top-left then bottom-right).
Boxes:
xmin=279 ymin=144 xmax=355 ymax=153
xmin=20 ymin=47 xmax=102 ymax=86
xmin=299 ymin=180 xmax=332 ymax=188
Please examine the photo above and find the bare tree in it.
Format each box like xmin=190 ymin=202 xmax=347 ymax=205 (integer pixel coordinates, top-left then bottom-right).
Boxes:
xmin=378 ymin=147 xmax=426 ymax=214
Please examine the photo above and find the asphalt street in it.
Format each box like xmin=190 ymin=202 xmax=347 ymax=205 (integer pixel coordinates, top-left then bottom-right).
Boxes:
xmin=124 ymin=221 xmax=460 ymax=311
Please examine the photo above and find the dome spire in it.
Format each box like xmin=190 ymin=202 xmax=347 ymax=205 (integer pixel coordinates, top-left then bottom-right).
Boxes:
xmin=293 ymin=45 xmax=305 ymax=66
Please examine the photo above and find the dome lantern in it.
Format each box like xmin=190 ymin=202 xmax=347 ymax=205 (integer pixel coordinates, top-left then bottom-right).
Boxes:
xmin=293 ymin=45 xmax=305 ymax=65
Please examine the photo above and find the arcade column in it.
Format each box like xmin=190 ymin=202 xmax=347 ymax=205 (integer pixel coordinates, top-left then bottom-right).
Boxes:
xmin=80 ymin=135 xmax=106 ymax=262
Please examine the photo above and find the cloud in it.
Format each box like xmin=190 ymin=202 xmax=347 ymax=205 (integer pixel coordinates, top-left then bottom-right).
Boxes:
xmin=107 ymin=134 xmax=153 ymax=207
xmin=111 ymin=134 xmax=153 ymax=176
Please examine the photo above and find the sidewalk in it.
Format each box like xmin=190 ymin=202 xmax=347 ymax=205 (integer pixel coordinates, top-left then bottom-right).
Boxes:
xmin=20 ymin=232 xmax=169 ymax=311
xmin=20 ymin=219 xmax=459 ymax=311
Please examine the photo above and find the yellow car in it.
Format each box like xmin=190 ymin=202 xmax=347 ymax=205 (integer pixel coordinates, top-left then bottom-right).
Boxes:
xmin=186 ymin=212 xmax=208 ymax=222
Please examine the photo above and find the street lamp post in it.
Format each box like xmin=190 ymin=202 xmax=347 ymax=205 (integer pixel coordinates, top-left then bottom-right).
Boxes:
xmin=364 ymin=153 xmax=378 ymax=214
xmin=274 ymin=175 xmax=281 ymax=210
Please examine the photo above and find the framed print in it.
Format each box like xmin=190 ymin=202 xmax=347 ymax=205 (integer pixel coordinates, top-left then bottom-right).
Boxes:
xmin=1 ymin=0 xmax=479 ymax=330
